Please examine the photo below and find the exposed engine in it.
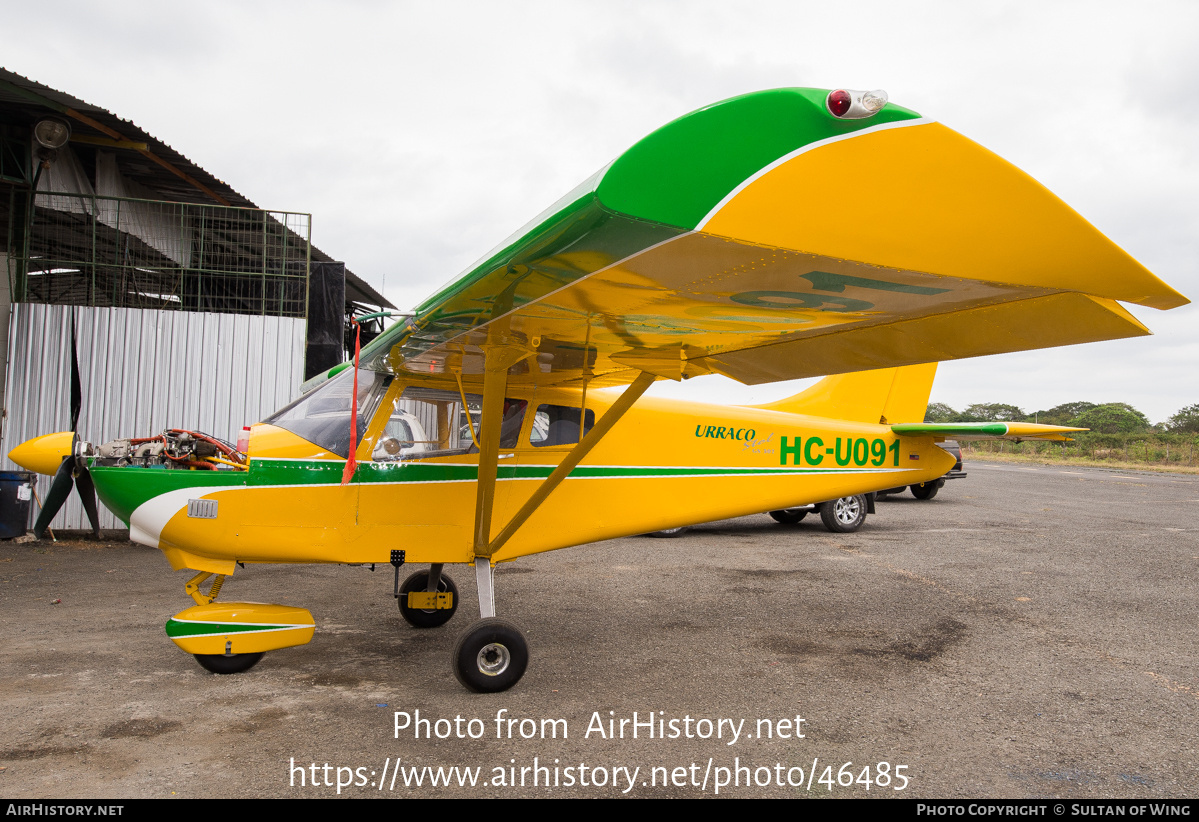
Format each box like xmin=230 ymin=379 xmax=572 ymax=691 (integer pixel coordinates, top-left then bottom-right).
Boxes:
xmin=90 ymin=429 xmax=245 ymax=470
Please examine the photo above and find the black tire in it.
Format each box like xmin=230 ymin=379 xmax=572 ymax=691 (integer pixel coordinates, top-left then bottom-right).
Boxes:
xmin=911 ymin=482 xmax=939 ymax=500
xmin=769 ymin=508 xmax=807 ymax=524
xmin=452 ymin=618 xmax=529 ymax=693
xmin=194 ymin=652 xmax=264 ymax=674
xmin=398 ymin=569 xmax=459 ymax=628
xmin=819 ymin=495 xmax=867 ymax=533
xmin=647 ymin=526 xmax=689 ymax=538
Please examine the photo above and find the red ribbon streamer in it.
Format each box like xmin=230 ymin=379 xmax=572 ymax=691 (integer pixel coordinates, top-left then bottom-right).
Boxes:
xmin=340 ymin=322 xmax=361 ymax=486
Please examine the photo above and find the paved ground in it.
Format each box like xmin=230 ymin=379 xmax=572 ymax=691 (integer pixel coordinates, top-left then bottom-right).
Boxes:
xmin=1 ymin=460 xmax=1197 ymax=799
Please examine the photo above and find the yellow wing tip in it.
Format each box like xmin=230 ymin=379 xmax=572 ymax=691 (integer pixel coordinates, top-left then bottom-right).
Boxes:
xmin=1140 ymin=290 xmax=1191 ymax=311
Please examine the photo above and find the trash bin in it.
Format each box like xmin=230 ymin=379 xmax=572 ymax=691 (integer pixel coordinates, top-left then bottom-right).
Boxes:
xmin=0 ymin=471 xmax=36 ymax=539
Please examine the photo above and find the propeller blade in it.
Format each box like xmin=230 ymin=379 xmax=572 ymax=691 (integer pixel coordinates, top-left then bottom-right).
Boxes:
xmin=69 ymin=313 xmax=81 ymax=434
xmin=74 ymin=466 xmax=101 ymax=538
xmin=34 ymin=456 xmax=76 ymax=539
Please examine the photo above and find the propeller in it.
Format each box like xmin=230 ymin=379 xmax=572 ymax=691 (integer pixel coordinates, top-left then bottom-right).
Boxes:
xmin=31 ymin=315 xmax=100 ymax=539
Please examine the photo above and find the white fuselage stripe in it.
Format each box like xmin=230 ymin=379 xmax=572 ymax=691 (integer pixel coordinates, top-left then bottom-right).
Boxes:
xmin=129 ymin=485 xmax=244 ymax=550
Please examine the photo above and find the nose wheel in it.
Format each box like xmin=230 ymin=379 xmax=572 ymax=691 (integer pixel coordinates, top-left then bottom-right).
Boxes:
xmin=194 ymin=652 xmax=264 ymax=674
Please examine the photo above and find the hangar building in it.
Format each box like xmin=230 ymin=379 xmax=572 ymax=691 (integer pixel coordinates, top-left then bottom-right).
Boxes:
xmin=0 ymin=68 xmax=391 ymax=532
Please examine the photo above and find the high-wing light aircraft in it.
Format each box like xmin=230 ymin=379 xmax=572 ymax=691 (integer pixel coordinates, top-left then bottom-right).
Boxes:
xmin=10 ymin=88 xmax=1188 ymax=692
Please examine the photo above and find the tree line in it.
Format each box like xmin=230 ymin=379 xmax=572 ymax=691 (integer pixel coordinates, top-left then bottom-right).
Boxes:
xmin=924 ymin=401 xmax=1199 ymax=434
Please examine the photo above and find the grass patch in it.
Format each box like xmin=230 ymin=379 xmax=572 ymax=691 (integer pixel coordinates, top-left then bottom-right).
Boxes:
xmin=961 ymin=442 xmax=1199 ymax=475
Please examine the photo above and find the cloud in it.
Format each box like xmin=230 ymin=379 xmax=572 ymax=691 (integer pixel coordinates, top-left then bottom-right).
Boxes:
xmin=4 ymin=0 xmax=1193 ymax=415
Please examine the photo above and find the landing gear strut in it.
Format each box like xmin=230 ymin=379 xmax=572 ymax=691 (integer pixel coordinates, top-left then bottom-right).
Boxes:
xmin=183 ymin=571 xmax=264 ymax=673
xmin=169 ymin=571 xmax=314 ymax=675
xmin=449 ymin=364 xmax=654 ymax=692
xmin=451 ymin=558 xmax=529 ymax=692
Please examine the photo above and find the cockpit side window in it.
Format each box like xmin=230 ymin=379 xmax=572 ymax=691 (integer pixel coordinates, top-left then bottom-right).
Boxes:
xmin=372 ymin=386 xmax=528 ymax=460
xmin=530 ymin=404 xmax=595 ymax=447
xmin=263 ymin=368 xmax=392 ymax=457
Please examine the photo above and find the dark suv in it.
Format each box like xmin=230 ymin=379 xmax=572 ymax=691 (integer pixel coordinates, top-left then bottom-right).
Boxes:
xmin=878 ymin=440 xmax=966 ymax=500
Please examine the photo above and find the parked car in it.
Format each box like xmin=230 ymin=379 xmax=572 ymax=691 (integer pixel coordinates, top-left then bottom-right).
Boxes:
xmin=877 ymin=439 xmax=966 ymax=500
xmin=646 ymin=526 xmax=691 ymax=538
xmin=767 ymin=493 xmax=875 ymax=533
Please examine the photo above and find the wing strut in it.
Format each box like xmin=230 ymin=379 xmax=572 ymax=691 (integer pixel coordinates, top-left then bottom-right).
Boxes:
xmin=481 ymin=370 xmax=657 ymax=560
xmin=460 ymin=364 xmax=655 ymax=686
xmin=470 ymin=345 xmax=530 ymax=557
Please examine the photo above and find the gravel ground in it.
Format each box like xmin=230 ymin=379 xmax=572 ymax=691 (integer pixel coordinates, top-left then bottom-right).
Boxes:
xmin=1 ymin=460 xmax=1196 ymax=799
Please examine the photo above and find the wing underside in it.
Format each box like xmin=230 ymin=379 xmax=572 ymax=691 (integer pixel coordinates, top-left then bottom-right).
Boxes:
xmin=358 ymin=88 xmax=1186 ymax=392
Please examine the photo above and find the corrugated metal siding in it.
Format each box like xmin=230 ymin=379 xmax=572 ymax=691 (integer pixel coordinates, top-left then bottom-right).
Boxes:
xmin=398 ymin=398 xmax=440 ymax=444
xmin=0 ymin=304 xmax=306 ymax=531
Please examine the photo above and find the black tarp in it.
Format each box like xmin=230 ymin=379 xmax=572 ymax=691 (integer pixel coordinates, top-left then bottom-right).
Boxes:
xmin=306 ymin=260 xmax=346 ymax=380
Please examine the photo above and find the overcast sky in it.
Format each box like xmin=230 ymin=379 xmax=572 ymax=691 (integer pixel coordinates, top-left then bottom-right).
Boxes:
xmin=6 ymin=1 xmax=1196 ymax=422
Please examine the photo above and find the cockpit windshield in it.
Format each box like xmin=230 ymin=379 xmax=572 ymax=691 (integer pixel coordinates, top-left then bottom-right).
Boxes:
xmin=264 ymin=367 xmax=392 ymax=457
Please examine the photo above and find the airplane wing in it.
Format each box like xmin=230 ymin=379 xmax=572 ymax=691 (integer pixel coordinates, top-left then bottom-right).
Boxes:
xmin=358 ymin=87 xmax=1187 ymax=389
xmin=890 ymin=422 xmax=1087 ymax=442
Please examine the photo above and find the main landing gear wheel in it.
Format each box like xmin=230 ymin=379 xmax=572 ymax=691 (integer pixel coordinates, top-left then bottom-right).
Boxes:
xmin=820 ymin=495 xmax=867 ymax=533
xmin=452 ymin=618 xmax=529 ymax=693
xmin=911 ymin=482 xmax=939 ymax=500
xmin=194 ymin=652 xmax=264 ymax=674
xmin=398 ymin=570 xmax=459 ymax=628
xmin=769 ymin=508 xmax=807 ymax=524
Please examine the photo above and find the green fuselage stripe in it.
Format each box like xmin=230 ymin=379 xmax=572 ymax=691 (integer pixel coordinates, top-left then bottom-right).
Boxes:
xmin=91 ymin=465 xmax=240 ymax=527
xmin=165 ymin=618 xmax=302 ymax=638
xmin=248 ymin=459 xmax=904 ymax=485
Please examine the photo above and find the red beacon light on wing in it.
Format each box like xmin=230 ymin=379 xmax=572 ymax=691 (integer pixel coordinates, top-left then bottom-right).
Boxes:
xmin=826 ymin=88 xmax=889 ymax=119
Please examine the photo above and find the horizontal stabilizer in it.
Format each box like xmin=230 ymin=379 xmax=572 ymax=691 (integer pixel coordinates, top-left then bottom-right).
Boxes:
xmin=891 ymin=422 xmax=1087 ymax=441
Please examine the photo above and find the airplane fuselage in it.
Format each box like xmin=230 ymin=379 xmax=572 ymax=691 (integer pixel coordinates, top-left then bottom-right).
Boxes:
xmin=89 ymin=381 xmax=954 ymax=576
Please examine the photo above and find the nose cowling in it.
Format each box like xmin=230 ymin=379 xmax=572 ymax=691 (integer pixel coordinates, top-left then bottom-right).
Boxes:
xmin=9 ymin=432 xmax=76 ymax=476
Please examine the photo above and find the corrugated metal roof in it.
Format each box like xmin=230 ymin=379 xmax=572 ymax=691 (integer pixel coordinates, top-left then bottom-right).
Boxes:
xmin=0 ymin=67 xmax=391 ymax=309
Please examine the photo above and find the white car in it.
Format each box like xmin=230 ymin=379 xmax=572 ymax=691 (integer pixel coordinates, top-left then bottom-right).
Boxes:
xmin=372 ymin=410 xmax=431 ymax=459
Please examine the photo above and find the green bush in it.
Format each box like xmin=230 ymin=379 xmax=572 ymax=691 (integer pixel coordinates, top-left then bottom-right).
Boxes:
xmin=1166 ymin=403 xmax=1199 ymax=434
xmin=1068 ymin=403 xmax=1151 ymax=434
xmin=961 ymin=432 xmax=1199 ymax=466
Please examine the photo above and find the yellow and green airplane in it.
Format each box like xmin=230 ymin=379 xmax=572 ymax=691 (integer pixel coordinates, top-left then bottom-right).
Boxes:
xmin=10 ymin=88 xmax=1188 ymax=692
